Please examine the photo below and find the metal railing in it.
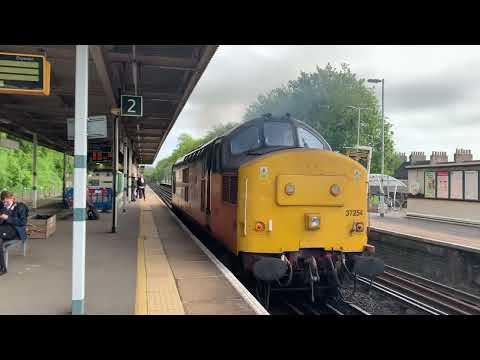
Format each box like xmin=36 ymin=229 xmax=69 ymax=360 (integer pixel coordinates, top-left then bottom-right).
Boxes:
xmin=0 ymin=186 xmax=64 ymax=206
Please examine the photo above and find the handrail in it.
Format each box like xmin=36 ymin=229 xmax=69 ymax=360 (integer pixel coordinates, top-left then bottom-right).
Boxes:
xmin=244 ymin=177 xmax=248 ymax=236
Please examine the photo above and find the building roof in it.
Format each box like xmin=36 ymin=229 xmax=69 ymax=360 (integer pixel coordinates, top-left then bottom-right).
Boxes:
xmin=405 ymin=161 xmax=480 ymax=169
xmin=0 ymin=45 xmax=218 ymax=164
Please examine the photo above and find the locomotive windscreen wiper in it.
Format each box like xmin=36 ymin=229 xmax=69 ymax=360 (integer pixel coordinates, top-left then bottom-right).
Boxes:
xmin=247 ymin=146 xmax=300 ymax=156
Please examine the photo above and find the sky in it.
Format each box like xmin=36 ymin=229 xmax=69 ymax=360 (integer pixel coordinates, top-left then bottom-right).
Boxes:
xmin=153 ymin=45 xmax=480 ymax=165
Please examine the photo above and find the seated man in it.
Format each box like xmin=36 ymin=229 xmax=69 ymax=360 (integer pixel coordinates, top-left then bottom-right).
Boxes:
xmin=0 ymin=191 xmax=28 ymax=275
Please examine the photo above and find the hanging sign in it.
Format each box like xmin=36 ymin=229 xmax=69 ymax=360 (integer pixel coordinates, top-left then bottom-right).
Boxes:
xmin=67 ymin=115 xmax=108 ymax=140
xmin=121 ymin=95 xmax=143 ymax=117
xmin=0 ymin=52 xmax=51 ymax=96
xmin=436 ymin=171 xmax=449 ymax=199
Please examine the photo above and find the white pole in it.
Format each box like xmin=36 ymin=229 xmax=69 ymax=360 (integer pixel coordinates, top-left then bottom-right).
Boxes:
xmin=72 ymin=45 xmax=89 ymax=315
xmin=32 ymin=133 xmax=38 ymax=210
xmin=112 ymin=116 xmax=119 ymax=233
xmin=379 ymin=79 xmax=386 ymax=217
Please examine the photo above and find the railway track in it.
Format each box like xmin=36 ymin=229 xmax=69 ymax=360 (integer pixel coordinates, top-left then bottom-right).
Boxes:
xmin=150 ymin=183 xmax=172 ymax=206
xmin=281 ymin=300 xmax=370 ymax=315
xmin=358 ymin=265 xmax=480 ymax=315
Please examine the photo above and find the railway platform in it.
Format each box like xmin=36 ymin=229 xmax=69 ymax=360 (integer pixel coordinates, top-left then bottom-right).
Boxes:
xmin=140 ymin=186 xmax=265 ymax=315
xmin=0 ymin=186 xmax=266 ymax=315
xmin=369 ymin=211 xmax=480 ymax=253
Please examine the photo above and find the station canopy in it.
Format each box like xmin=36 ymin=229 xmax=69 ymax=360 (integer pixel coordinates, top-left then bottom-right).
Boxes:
xmin=369 ymin=174 xmax=407 ymax=189
xmin=0 ymin=45 xmax=218 ymax=164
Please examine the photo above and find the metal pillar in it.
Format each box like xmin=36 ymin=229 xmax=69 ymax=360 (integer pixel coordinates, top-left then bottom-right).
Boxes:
xmin=357 ymin=109 xmax=361 ymax=147
xmin=72 ymin=45 xmax=89 ymax=315
xmin=123 ymin=138 xmax=128 ymax=212
xmin=112 ymin=116 xmax=119 ymax=233
xmin=379 ymin=79 xmax=385 ymax=218
xmin=128 ymin=142 xmax=133 ymax=201
xmin=32 ymin=133 xmax=38 ymax=210
xmin=63 ymin=152 xmax=67 ymax=207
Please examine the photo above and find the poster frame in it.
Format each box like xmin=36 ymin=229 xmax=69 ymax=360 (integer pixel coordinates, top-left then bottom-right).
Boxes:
xmin=424 ymin=171 xmax=436 ymax=199
xmin=449 ymin=170 xmax=464 ymax=200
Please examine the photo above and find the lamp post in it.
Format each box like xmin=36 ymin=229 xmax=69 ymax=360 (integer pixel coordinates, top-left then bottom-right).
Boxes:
xmin=368 ymin=78 xmax=385 ymax=217
xmin=346 ymin=105 xmax=371 ymax=147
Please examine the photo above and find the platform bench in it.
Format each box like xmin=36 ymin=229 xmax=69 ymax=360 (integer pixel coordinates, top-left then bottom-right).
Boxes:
xmin=2 ymin=238 xmax=27 ymax=270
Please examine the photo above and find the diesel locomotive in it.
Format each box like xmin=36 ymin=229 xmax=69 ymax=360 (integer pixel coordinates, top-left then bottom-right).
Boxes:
xmin=171 ymin=114 xmax=383 ymax=308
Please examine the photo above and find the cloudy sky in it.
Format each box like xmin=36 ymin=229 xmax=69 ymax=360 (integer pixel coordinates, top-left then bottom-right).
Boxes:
xmin=154 ymin=45 xmax=480 ymax=164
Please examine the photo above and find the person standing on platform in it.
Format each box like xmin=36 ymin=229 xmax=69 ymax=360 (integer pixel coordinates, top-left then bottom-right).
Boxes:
xmin=137 ymin=176 xmax=146 ymax=200
xmin=131 ymin=176 xmax=137 ymax=202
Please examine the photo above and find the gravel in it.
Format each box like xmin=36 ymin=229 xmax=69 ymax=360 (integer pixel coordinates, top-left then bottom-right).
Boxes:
xmin=339 ymin=278 xmax=426 ymax=315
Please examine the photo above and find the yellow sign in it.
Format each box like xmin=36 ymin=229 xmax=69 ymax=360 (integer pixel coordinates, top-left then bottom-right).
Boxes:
xmin=0 ymin=52 xmax=51 ymax=96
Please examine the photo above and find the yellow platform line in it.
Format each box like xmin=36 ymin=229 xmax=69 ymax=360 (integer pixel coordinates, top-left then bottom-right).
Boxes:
xmin=135 ymin=193 xmax=185 ymax=315
xmin=135 ymin=205 xmax=148 ymax=315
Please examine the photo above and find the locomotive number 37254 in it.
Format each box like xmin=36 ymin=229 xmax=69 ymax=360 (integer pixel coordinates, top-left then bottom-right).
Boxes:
xmin=345 ymin=209 xmax=363 ymax=216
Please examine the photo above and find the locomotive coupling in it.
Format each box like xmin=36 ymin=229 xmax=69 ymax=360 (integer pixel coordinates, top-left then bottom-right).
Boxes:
xmin=352 ymin=255 xmax=384 ymax=278
xmin=252 ymin=257 xmax=289 ymax=282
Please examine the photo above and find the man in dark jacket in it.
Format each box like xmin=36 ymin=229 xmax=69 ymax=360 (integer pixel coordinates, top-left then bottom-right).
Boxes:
xmin=137 ymin=176 xmax=146 ymax=201
xmin=0 ymin=191 xmax=28 ymax=275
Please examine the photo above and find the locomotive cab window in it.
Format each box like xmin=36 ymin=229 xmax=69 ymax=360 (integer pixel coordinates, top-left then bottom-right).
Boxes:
xmin=264 ymin=121 xmax=294 ymax=147
xmin=182 ymin=168 xmax=189 ymax=183
xmin=230 ymin=126 xmax=261 ymax=155
xmin=297 ymin=127 xmax=327 ymax=149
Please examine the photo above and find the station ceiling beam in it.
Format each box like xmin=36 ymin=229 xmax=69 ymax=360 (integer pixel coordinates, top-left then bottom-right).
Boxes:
xmin=90 ymin=46 xmax=117 ymax=108
xmin=108 ymin=53 xmax=197 ymax=71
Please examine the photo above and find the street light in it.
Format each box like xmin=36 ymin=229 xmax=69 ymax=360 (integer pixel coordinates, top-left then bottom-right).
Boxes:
xmin=346 ymin=105 xmax=371 ymax=147
xmin=368 ymin=78 xmax=385 ymax=217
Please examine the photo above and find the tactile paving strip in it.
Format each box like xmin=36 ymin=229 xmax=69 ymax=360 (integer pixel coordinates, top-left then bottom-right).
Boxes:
xmin=135 ymin=199 xmax=185 ymax=315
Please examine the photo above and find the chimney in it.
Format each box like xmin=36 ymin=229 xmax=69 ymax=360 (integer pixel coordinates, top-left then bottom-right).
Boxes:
xmin=409 ymin=151 xmax=426 ymax=164
xmin=397 ymin=152 xmax=407 ymax=162
xmin=454 ymin=148 xmax=473 ymax=162
xmin=430 ymin=151 xmax=448 ymax=164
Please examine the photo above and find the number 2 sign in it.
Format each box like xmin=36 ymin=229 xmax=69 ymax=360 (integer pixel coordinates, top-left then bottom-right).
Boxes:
xmin=121 ymin=95 xmax=143 ymax=117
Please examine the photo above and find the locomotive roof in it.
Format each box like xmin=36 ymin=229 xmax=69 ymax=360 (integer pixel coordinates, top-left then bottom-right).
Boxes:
xmin=174 ymin=114 xmax=328 ymax=167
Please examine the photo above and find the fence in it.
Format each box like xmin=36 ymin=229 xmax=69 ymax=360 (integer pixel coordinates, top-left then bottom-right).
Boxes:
xmin=1 ymin=186 xmax=64 ymax=207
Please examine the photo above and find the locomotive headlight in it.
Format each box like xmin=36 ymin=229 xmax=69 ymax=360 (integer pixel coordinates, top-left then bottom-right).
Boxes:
xmin=330 ymin=184 xmax=341 ymax=196
xmin=305 ymin=214 xmax=320 ymax=230
xmin=284 ymin=183 xmax=295 ymax=195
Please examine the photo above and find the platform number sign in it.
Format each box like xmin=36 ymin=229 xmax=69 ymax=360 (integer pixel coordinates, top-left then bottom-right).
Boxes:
xmin=121 ymin=95 xmax=143 ymax=117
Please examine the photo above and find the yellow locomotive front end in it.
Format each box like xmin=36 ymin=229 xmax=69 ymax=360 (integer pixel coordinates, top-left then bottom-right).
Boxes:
xmin=236 ymin=148 xmax=368 ymax=254
xmin=236 ymin=148 xmax=383 ymax=304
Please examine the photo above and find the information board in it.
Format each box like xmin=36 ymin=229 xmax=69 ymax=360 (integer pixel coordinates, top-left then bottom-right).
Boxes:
xmin=450 ymin=171 xmax=463 ymax=199
xmin=67 ymin=115 xmax=107 ymax=140
xmin=464 ymin=171 xmax=479 ymax=200
xmin=436 ymin=171 xmax=449 ymax=199
xmin=424 ymin=172 xmax=436 ymax=198
xmin=0 ymin=52 xmax=50 ymax=96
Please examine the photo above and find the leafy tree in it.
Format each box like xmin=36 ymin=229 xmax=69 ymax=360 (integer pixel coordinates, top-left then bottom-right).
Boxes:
xmin=0 ymin=132 xmax=72 ymax=197
xmin=146 ymin=122 xmax=239 ymax=183
xmin=244 ymin=63 xmax=398 ymax=175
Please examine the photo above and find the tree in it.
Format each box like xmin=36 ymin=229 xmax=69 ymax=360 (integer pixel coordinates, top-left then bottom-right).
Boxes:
xmin=146 ymin=122 xmax=240 ymax=183
xmin=244 ymin=63 xmax=399 ymax=175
